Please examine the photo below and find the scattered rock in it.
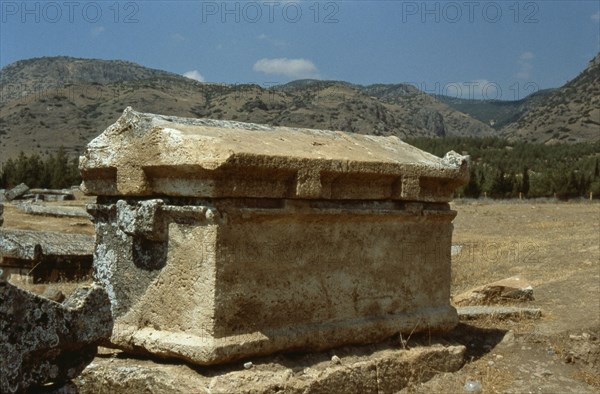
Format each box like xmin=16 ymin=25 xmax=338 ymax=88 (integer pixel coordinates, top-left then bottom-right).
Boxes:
xmin=453 ymin=275 xmax=534 ymax=306
xmin=243 ymin=362 xmax=253 ymax=369
xmin=463 ymin=379 xmax=482 ymax=392
xmin=0 ymin=278 xmax=112 ymax=393
xmin=5 ymin=183 xmax=30 ymax=201
xmin=331 ymin=355 xmax=341 ymax=364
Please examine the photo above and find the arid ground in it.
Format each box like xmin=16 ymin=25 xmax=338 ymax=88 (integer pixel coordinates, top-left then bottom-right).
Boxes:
xmin=3 ymin=199 xmax=599 ymax=393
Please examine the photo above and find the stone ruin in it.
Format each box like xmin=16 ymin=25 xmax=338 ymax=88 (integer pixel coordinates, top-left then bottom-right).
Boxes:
xmin=0 ymin=229 xmax=93 ymax=282
xmin=79 ymin=107 xmax=469 ymax=366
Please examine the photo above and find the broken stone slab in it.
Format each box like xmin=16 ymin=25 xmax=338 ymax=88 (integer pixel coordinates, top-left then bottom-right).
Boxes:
xmin=453 ymin=276 xmax=534 ymax=306
xmin=0 ymin=278 xmax=112 ymax=393
xmin=76 ymin=344 xmax=465 ymax=393
xmin=0 ymin=229 xmax=94 ymax=282
xmin=0 ymin=229 xmax=94 ymax=261
xmin=457 ymin=306 xmax=542 ymax=320
xmin=16 ymin=203 xmax=92 ymax=219
xmin=80 ymin=107 xmax=469 ymax=201
xmin=81 ymin=108 xmax=468 ymax=366
xmin=5 ymin=183 xmax=29 ymax=201
xmin=24 ymin=189 xmax=75 ymax=202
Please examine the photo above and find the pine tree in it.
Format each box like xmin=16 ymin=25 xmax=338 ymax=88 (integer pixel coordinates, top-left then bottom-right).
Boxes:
xmin=521 ymin=166 xmax=530 ymax=196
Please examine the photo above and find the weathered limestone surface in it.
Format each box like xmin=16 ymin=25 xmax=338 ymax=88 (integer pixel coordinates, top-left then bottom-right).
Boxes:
xmin=5 ymin=183 xmax=29 ymax=201
xmin=0 ymin=279 xmax=112 ymax=393
xmin=16 ymin=203 xmax=92 ymax=219
xmin=81 ymin=108 xmax=469 ymax=366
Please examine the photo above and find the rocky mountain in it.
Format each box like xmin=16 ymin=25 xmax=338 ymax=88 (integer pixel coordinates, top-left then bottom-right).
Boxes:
xmin=0 ymin=56 xmax=183 ymax=103
xmin=501 ymin=54 xmax=600 ymax=143
xmin=0 ymin=56 xmax=495 ymax=163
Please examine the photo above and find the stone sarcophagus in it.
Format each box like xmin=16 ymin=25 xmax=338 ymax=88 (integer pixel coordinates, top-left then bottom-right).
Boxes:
xmin=80 ymin=107 xmax=469 ymax=365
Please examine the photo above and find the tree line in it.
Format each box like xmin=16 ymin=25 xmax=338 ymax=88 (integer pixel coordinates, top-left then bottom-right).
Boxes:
xmin=406 ymin=137 xmax=600 ymax=199
xmin=1 ymin=138 xmax=599 ymax=199
xmin=0 ymin=148 xmax=81 ymax=190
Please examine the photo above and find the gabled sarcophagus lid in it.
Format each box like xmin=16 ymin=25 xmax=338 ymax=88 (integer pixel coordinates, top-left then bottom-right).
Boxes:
xmin=80 ymin=107 xmax=468 ymax=201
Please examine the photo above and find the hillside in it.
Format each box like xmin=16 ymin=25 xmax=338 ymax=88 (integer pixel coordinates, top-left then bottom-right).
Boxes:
xmin=437 ymin=89 xmax=555 ymax=130
xmin=0 ymin=57 xmax=495 ymax=163
xmin=501 ymin=54 xmax=600 ymax=143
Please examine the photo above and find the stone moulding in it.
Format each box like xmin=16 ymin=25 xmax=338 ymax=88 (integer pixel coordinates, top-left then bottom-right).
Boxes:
xmin=80 ymin=108 xmax=469 ymax=366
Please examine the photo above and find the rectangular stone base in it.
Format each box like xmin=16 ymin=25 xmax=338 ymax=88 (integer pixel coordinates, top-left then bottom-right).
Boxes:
xmin=91 ymin=198 xmax=458 ymax=365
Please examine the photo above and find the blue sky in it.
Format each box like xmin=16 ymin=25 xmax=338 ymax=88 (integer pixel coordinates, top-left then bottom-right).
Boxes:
xmin=1 ymin=0 xmax=599 ymax=100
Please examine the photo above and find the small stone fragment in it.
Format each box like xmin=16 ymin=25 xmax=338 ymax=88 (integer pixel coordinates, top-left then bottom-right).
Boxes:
xmin=463 ymin=379 xmax=482 ymax=392
xmin=331 ymin=355 xmax=341 ymax=365
xmin=243 ymin=362 xmax=253 ymax=369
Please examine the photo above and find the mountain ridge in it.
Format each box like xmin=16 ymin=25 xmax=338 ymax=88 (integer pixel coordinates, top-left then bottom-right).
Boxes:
xmin=1 ymin=55 xmax=598 ymax=164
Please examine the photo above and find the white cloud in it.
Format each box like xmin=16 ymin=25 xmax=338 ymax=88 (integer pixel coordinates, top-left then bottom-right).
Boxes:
xmin=592 ymin=11 xmax=600 ymax=22
xmin=91 ymin=26 xmax=105 ymax=37
xmin=253 ymin=58 xmax=319 ymax=79
xmin=171 ymin=33 xmax=185 ymax=42
xmin=519 ymin=51 xmax=534 ymax=61
xmin=183 ymin=70 xmax=205 ymax=82
xmin=516 ymin=51 xmax=535 ymax=79
xmin=257 ymin=33 xmax=287 ymax=48
xmin=440 ymin=79 xmax=502 ymax=100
